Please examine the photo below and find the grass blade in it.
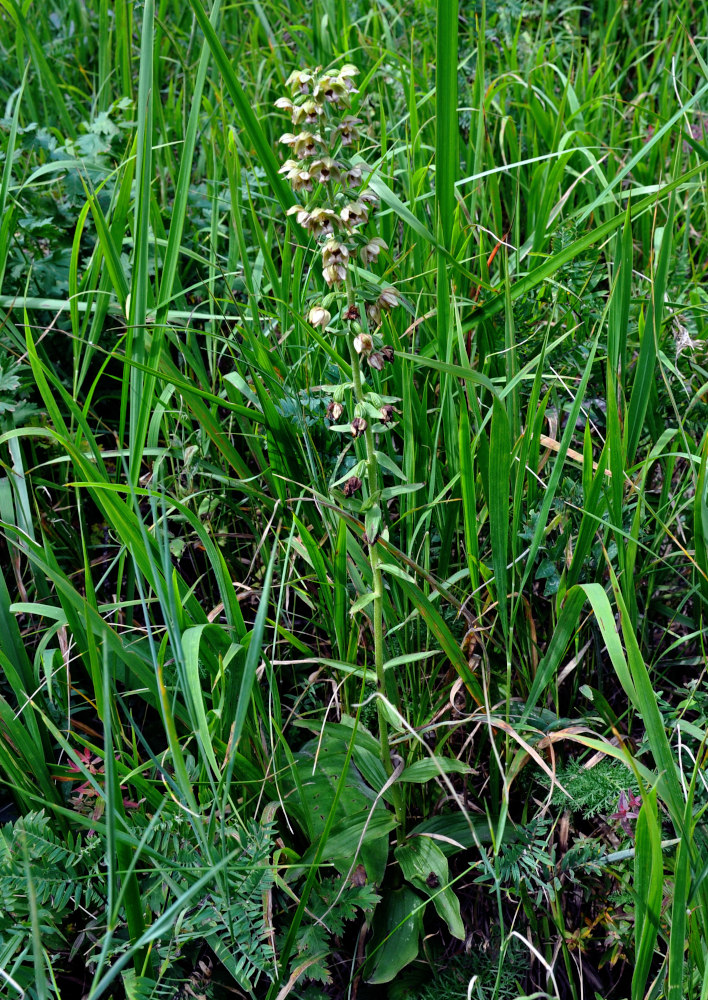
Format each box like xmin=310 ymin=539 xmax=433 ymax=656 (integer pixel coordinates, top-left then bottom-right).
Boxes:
xmin=632 ymin=787 xmax=663 ymax=1000
xmin=489 ymin=395 xmax=511 ymax=640
xmin=625 ymin=187 xmax=675 ymax=463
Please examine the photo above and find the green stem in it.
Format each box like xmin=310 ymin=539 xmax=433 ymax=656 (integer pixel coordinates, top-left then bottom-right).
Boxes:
xmin=345 ymin=270 xmax=405 ymax=840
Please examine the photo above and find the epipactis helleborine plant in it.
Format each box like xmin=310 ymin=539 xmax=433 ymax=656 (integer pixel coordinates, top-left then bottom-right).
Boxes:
xmin=275 ymin=64 xmax=408 ymax=813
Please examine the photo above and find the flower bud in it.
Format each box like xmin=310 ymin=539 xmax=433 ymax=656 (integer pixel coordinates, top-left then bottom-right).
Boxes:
xmin=326 ymin=400 xmax=344 ymax=421
xmin=366 ymin=302 xmax=382 ymax=327
xmin=308 ymin=305 xmax=331 ymax=329
xmin=351 ymin=417 xmax=368 ymax=438
xmin=353 ymin=333 xmax=373 ymax=354
xmin=378 ymin=287 xmax=399 ymax=310
xmin=339 ymin=64 xmax=359 ymax=88
xmin=368 ymin=352 xmax=385 ymax=371
xmin=285 ymin=69 xmax=314 ymax=95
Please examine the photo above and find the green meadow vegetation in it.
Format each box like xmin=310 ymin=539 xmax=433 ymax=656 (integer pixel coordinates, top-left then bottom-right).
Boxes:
xmin=1 ymin=0 xmax=708 ymax=997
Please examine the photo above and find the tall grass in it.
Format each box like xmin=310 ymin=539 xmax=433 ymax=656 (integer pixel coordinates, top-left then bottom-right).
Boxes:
xmin=0 ymin=1 xmax=707 ymax=998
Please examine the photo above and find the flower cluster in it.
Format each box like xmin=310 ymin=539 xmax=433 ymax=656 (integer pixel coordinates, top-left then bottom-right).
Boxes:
xmin=353 ymin=333 xmax=395 ymax=372
xmin=276 ymin=65 xmax=402 ymax=494
xmin=275 ymin=65 xmax=398 ymax=305
xmin=277 ymin=65 xmax=371 ymax=250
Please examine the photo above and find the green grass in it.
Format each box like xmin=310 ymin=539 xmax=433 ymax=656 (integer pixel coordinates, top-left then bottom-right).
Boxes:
xmin=0 ymin=1 xmax=708 ymax=998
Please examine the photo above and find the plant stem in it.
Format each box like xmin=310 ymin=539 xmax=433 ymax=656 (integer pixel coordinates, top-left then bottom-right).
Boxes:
xmin=345 ymin=270 xmax=405 ymax=839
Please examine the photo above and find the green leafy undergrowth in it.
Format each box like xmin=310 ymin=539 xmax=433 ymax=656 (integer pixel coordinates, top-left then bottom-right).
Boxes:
xmin=541 ymin=756 xmax=640 ymax=818
xmin=0 ymin=807 xmax=275 ymax=998
xmin=284 ymin=876 xmax=380 ymax=987
xmin=400 ymin=946 xmax=527 ymax=1000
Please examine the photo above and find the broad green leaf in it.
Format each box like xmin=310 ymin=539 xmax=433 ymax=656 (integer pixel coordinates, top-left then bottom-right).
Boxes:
xmin=229 ymin=541 xmax=277 ymax=755
xmin=321 ymin=810 xmax=396 ymax=878
xmin=181 ymin=625 xmax=225 ymax=778
xmin=366 ymin=886 xmax=421 ymax=984
xmin=350 ymin=590 xmax=376 ymax=616
xmin=399 ymin=758 xmax=472 ymax=783
xmin=395 ymin=837 xmax=464 ymax=939
xmin=378 ymin=561 xmax=417 ymax=584
xmin=409 ymin=814 xmax=494 ymax=853
xmin=382 ymin=650 xmax=440 ymax=670
xmin=374 ymin=450 xmax=407 ymax=480
xmin=380 ymin=482 xmax=424 ymax=501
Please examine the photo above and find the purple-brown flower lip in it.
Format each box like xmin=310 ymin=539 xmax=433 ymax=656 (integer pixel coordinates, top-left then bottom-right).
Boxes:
xmin=342 ymin=476 xmax=363 ymax=497
xmin=380 ymin=404 xmax=395 ymax=423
